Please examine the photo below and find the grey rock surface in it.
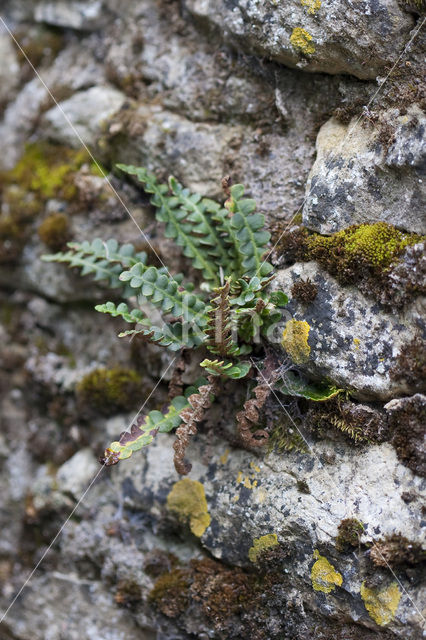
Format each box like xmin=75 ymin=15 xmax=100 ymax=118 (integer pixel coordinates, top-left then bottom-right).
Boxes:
xmin=184 ymin=0 xmax=415 ymax=79
xmin=303 ymin=107 xmax=426 ymax=235
xmin=42 ymin=85 xmax=127 ymax=148
xmin=34 ymin=1 xmax=105 ymax=31
xmin=273 ymin=261 xmax=423 ymax=400
xmin=0 ymin=0 xmax=425 ymax=639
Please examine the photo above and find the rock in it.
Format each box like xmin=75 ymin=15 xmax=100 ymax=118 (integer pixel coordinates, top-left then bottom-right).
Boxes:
xmin=0 ymin=31 xmax=20 ymax=112
xmin=56 ymin=448 xmax=99 ymax=497
xmin=302 ymin=106 xmax=426 ymax=235
xmin=184 ymin=0 xmax=415 ymax=79
xmin=42 ymin=86 xmax=126 ymax=148
xmin=385 ymin=394 xmax=426 ymax=477
xmin=272 ymin=262 xmax=420 ymax=400
xmin=34 ymin=1 xmax=105 ymax=31
xmin=53 ymin=434 xmax=426 ymax=639
xmin=2 ymin=574 xmax=150 ymax=640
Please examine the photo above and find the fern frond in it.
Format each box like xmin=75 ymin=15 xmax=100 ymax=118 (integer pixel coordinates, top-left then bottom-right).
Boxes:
xmin=100 ymin=392 xmax=194 ymax=466
xmin=95 ymin=301 xmax=203 ymax=350
xmin=200 ymin=358 xmax=250 ymax=379
xmin=173 ymin=375 xmax=219 ymax=474
xmin=236 ymin=382 xmax=270 ymax=447
xmin=117 ymin=164 xmax=220 ymax=287
xmin=205 ymin=279 xmax=239 ymax=357
xmin=42 ymin=238 xmax=151 ymax=293
xmin=119 ymin=263 xmax=210 ymax=329
xmin=168 ymin=176 xmax=231 ymax=272
xmin=227 ymin=184 xmax=273 ymax=278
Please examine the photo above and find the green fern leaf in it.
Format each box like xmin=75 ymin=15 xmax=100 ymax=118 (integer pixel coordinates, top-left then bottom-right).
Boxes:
xmin=100 ymin=383 xmax=205 ymax=465
xmin=41 ymin=238 xmax=151 ymax=294
xmin=95 ymin=301 xmax=203 ymax=350
xmin=117 ymin=164 xmax=220 ymax=286
xmin=200 ymin=358 xmax=250 ymax=379
xmin=227 ymin=184 xmax=273 ymax=278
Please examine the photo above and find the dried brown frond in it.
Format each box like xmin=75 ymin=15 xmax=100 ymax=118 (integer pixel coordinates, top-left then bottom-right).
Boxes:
xmin=173 ymin=375 xmax=220 ymax=475
xmin=236 ymin=353 xmax=281 ymax=447
xmin=168 ymin=350 xmax=188 ymax=401
xmin=205 ymin=279 xmax=236 ymax=357
xmin=237 ymin=383 xmax=271 ymax=447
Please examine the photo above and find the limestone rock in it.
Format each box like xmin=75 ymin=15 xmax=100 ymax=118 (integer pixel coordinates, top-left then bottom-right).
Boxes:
xmin=184 ymin=0 xmax=415 ymax=79
xmin=272 ymin=262 xmax=421 ymax=400
xmin=0 ymin=31 xmax=20 ymax=112
xmin=303 ymin=106 xmax=426 ymax=235
xmin=42 ymin=85 xmax=126 ymax=148
xmin=34 ymin=1 xmax=105 ymax=31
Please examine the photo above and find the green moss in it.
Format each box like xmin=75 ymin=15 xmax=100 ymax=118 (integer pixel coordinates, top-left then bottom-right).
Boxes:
xmin=0 ymin=142 xmax=104 ymax=263
xmin=76 ymin=367 xmax=143 ymax=414
xmin=38 ymin=213 xmax=71 ymax=250
xmin=166 ymin=478 xmax=211 ymax=537
xmin=336 ymin=518 xmax=364 ymax=552
xmin=306 ymin=222 xmax=423 ymax=279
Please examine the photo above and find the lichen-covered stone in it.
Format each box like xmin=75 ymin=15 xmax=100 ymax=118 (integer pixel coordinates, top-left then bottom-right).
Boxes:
xmin=303 ymin=107 xmax=426 ymax=235
xmin=273 ymin=262 xmax=422 ymax=399
xmin=184 ymin=0 xmax=415 ymax=79
xmin=42 ymin=85 xmax=127 ymax=147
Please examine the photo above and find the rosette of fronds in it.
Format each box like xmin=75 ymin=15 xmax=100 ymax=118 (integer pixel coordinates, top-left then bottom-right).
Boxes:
xmin=42 ymin=166 xmax=331 ymax=474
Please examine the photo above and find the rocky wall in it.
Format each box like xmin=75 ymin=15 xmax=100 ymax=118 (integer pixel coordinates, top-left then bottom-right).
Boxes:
xmin=0 ymin=1 xmax=425 ymax=639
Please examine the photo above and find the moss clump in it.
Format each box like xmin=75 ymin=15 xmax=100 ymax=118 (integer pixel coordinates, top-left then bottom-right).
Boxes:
xmin=76 ymin=367 xmax=143 ymax=414
xmin=308 ymin=397 xmax=389 ymax=446
xmin=248 ymin=533 xmax=279 ymax=563
xmin=306 ymin=222 xmax=422 ymax=279
xmin=0 ymin=142 xmax=103 ymax=263
xmin=166 ymin=478 xmax=211 ymax=537
xmin=38 ymin=213 xmax=71 ymax=250
xmin=311 ymin=549 xmax=343 ymax=593
xmin=149 ymin=568 xmax=191 ymax=617
xmin=291 ymin=278 xmax=318 ymax=305
xmin=281 ymin=319 xmax=311 ymax=364
xmin=114 ymin=579 xmax=142 ymax=607
xmin=369 ymin=534 xmax=426 ymax=568
xmin=276 ymin=222 xmax=424 ymax=309
xmin=268 ymin=418 xmax=309 ymax=454
xmin=360 ymin=581 xmax=401 ymax=626
xmin=336 ymin=518 xmax=364 ymax=552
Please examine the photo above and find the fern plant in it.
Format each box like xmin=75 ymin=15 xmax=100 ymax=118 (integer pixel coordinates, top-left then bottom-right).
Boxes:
xmin=42 ymin=166 xmax=329 ymax=474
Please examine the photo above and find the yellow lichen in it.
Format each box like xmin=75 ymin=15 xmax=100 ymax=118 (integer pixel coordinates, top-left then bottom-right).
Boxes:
xmin=281 ymin=319 xmax=311 ymax=364
xmin=311 ymin=550 xmax=343 ymax=593
xmin=290 ymin=28 xmax=315 ymax=55
xmin=301 ymin=0 xmax=321 ymax=14
xmin=360 ymin=581 xmax=401 ymax=626
xmin=167 ymin=478 xmax=211 ymax=537
xmin=248 ymin=534 xmax=279 ymax=563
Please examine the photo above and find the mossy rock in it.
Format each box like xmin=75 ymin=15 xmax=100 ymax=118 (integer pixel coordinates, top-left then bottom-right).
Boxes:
xmin=76 ymin=367 xmax=143 ymax=414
